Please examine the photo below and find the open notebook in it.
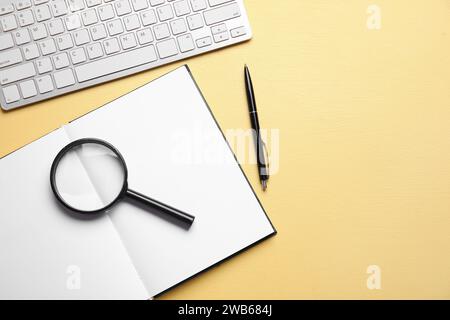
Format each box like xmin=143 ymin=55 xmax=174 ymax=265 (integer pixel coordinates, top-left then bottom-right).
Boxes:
xmin=0 ymin=66 xmax=275 ymax=299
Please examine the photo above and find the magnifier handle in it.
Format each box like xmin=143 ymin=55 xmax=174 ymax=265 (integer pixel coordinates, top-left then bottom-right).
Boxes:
xmin=126 ymin=189 xmax=195 ymax=226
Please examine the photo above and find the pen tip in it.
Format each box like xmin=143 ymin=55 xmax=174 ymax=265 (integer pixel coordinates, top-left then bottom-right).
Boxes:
xmin=262 ymin=180 xmax=267 ymax=191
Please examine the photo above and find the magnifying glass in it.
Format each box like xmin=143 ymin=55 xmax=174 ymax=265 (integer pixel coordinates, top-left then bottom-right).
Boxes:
xmin=50 ymin=138 xmax=195 ymax=226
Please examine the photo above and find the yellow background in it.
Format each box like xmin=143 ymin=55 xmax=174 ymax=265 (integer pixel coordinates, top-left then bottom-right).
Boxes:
xmin=1 ymin=0 xmax=449 ymax=299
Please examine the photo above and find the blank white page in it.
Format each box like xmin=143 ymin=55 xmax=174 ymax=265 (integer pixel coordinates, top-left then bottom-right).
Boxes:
xmin=65 ymin=66 xmax=275 ymax=297
xmin=0 ymin=129 xmax=148 ymax=299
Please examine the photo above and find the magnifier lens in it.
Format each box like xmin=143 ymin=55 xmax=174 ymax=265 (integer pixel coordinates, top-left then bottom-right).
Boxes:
xmin=54 ymin=142 xmax=126 ymax=212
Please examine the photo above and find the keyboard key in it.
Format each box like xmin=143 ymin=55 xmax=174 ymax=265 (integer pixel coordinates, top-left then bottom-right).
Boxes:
xmin=131 ymin=0 xmax=148 ymax=12
xmin=173 ymin=0 xmax=190 ymax=16
xmin=86 ymin=0 xmax=102 ymax=8
xmin=177 ymin=34 xmax=194 ymax=53
xmin=196 ymin=36 xmax=211 ymax=48
xmin=103 ymin=38 xmax=120 ymax=54
xmin=98 ymin=4 xmax=114 ymax=21
xmin=190 ymin=0 xmax=207 ymax=12
xmin=34 ymin=4 xmax=52 ymax=22
xmin=208 ymin=0 xmax=232 ymax=6
xmin=114 ymin=0 xmax=132 ymax=16
xmin=90 ymin=24 xmax=107 ymax=40
xmin=140 ymin=9 xmax=156 ymax=26
xmin=1 ymin=15 xmax=18 ymax=31
xmin=0 ymin=48 xmax=23 ymax=68
xmin=136 ymin=28 xmax=153 ymax=45
xmin=16 ymin=1 xmax=32 ymax=10
xmin=30 ymin=23 xmax=48 ymax=40
xmin=14 ymin=28 xmax=31 ymax=44
xmin=0 ymin=4 xmax=14 ymax=16
xmin=211 ymin=23 xmax=226 ymax=34
xmin=36 ymin=74 xmax=54 ymax=93
xmin=50 ymin=0 xmax=69 ymax=17
xmin=107 ymin=19 xmax=124 ymax=36
xmin=54 ymin=68 xmax=76 ymax=88
xmin=18 ymin=9 xmax=34 ymax=27
xmin=213 ymin=31 xmax=228 ymax=43
xmin=153 ymin=23 xmax=170 ymax=40
xmin=36 ymin=57 xmax=53 ymax=73
xmin=53 ymin=52 xmax=70 ymax=69
xmin=0 ymin=49 xmax=23 ymax=68
xmin=16 ymin=10 xmax=32 ymax=27
xmin=75 ymin=45 xmax=157 ymax=82
xmin=187 ymin=13 xmax=203 ymax=30
xmin=80 ymin=9 xmax=97 ymax=25
xmin=149 ymin=0 xmax=165 ymax=6
xmin=69 ymin=47 xmax=87 ymax=64
xmin=39 ymin=38 xmax=57 ymax=55
xmin=230 ymin=26 xmax=246 ymax=38
xmin=0 ymin=33 xmax=15 ymax=50
xmin=203 ymin=2 xmax=240 ymax=26
xmin=0 ymin=62 xmax=36 ymax=85
xmin=2 ymin=85 xmax=20 ymax=103
xmin=170 ymin=18 xmax=187 ymax=35
xmin=86 ymin=42 xmax=103 ymax=59
xmin=156 ymin=5 xmax=173 ymax=22
xmin=56 ymin=34 xmax=74 ymax=50
xmin=73 ymin=29 xmax=90 ymax=45
xmin=23 ymin=43 xmax=39 ymax=59
xmin=19 ymin=79 xmax=37 ymax=98
xmin=156 ymin=38 xmax=178 ymax=58
xmin=124 ymin=14 xmax=140 ymax=31
xmin=68 ymin=0 xmax=85 ymax=12
xmin=65 ymin=13 xmax=82 ymax=30
xmin=47 ymin=19 xmax=65 ymax=35
xmin=120 ymin=33 xmax=137 ymax=49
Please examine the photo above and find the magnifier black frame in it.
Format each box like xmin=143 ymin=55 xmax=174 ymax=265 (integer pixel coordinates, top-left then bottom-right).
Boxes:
xmin=50 ymin=138 xmax=128 ymax=215
xmin=50 ymin=138 xmax=195 ymax=226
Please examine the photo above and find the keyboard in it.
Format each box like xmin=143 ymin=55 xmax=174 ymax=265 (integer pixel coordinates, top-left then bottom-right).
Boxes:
xmin=0 ymin=0 xmax=252 ymax=110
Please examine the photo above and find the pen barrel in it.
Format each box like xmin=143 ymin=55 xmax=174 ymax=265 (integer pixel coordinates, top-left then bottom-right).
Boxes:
xmin=245 ymin=66 xmax=269 ymax=181
xmin=245 ymin=66 xmax=258 ymax=113
xmin=126 ymin=189 xmax=195 ymax=226
xmin=253 ymin=129 xmax=269 ymax=178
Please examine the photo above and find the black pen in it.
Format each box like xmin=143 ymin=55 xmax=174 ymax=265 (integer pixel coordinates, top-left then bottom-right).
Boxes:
xmin=244 ymin=65 xmax=269 ymax=191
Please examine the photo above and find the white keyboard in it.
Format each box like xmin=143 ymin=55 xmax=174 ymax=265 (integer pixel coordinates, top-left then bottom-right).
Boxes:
xmin=0 ymin=0 xmax=251 ymax=110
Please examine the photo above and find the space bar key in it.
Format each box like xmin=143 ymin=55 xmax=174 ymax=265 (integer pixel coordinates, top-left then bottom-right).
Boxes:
xmin=75 ymin=45 xmax=158 ymax=83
